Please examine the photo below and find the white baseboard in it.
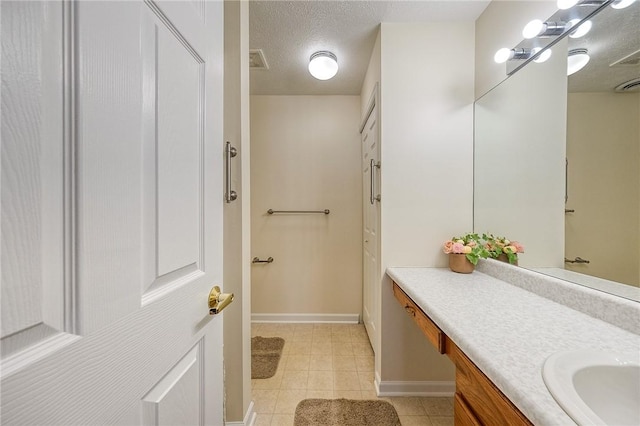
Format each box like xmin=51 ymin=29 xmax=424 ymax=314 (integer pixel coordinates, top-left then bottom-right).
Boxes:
xmin=225 ymin=401 xmax=255 ymax=426
xmin=251 ymin=313 xmax=360 ymax=324
xmin=244 ymin=401 xmax=256 ymax=426
xmin=375 ymin=372 xmax=455 ymax=397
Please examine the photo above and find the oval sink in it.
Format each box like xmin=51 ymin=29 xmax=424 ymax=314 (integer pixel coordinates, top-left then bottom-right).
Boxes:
xmin=542 ymin=350 xmax=640 ymax=426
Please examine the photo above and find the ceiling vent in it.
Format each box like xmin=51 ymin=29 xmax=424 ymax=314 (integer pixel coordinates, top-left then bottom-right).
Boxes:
xmin=610 ymin=48 xmax=640 ymax=67
xmin=249 ymin=49 xmax=269 ymax=70
xmin=615 ymin=78 xmax=640 ymax=92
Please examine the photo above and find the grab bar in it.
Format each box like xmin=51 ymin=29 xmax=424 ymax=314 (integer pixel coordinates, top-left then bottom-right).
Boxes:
xmin=252 ymin=257 xmax=274 ymax=264
xmin=565 ymin=257 xmax=590 ymax=264
xmin=267 ymin=209 xmax=330 ymax=215
xmin=225 ymin=141 xmax=238 ymax=203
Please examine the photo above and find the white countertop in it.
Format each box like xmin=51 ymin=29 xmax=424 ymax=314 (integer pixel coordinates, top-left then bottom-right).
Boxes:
xmin=386 ymin=267 xmax=640 ymax=426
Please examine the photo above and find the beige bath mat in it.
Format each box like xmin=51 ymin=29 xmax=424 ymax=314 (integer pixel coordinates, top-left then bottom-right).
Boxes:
xmin=251 ymin=336 xmax=285 ymax=379
xmin=294 ymin=398 xmax=401 ymax=426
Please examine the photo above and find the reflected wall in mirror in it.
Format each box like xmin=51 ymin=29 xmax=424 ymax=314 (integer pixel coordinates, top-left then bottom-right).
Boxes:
xmin=474 ymin=1 xmax=640 ymax=301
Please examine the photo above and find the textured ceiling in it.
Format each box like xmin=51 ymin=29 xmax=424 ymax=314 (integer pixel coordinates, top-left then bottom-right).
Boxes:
xmin=568 ymin=1 xmax=640 ymax=92
xmin=249 ymin=0 xmax=490 ymax=95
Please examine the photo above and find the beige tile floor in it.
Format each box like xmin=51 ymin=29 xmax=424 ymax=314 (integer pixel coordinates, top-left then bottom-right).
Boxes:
xmin=251 ymin=323 xmax=454 ymax=426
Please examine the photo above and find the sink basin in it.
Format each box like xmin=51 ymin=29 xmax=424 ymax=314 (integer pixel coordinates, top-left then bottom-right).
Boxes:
xmin=542 ymin=350 xmax=640 ymax=426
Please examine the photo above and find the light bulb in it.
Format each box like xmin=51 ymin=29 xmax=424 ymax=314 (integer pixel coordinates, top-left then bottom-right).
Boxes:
xmin=494 ymin=48 xmax=513 ymax=64
xmin=532 ymin=47 xmax=552 ymax=63
xmin=523 ymin=20 xmax=545 ymax=39
xmin=557 ymin=0 xmax=579 ymax=9
xmin=308 ymin=51 xmax=338 ymax=80
xmin=568 ymin=19 xmax=592 ymax=38
xmin=567 ymin=49 xmax=590 ymax=75
xmin=611 ymin=0 xmax=636 ymax=9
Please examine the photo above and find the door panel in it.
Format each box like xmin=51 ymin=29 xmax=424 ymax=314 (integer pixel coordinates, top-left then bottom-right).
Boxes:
xmin=142 ymin=340 xmax=205 ymax=426
xmin=1 ymin=1 xmax=225 ymax=424
xmin=361 ymin=100 xmax=379 ymax=352
xmin=0 ymin=0 xmax=72 ymax=373
xmin=141 ymin=5 xmax=206 ymax=299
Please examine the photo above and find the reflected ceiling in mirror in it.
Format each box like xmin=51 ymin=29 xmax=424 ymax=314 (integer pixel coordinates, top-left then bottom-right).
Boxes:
xmin=474 ymin=0 xmax=640 ymax=302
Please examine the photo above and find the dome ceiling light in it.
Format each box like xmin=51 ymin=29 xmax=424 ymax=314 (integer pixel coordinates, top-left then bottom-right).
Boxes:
xmin=308 ymin=51 xmax=338 ymax=81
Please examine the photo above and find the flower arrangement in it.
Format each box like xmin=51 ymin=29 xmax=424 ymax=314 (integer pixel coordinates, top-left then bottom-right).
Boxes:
xmin=482 ymin=233 xmax=525 ymax=265
xmin=442 ymin=233 xmax=490 ymax=266
xmin=442 ymin=233 xmax=525 ymax=267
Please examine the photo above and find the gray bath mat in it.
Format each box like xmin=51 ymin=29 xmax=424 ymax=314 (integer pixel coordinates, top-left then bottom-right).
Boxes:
xmin=251 ymin=336 xmax=285 ymax=379
xmin=294 ymin=398 xmax=401 ymax=426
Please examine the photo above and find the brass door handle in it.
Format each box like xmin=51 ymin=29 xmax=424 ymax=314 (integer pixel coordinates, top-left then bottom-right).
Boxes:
xmin=209 ymin=286 xmax=234 ymax=315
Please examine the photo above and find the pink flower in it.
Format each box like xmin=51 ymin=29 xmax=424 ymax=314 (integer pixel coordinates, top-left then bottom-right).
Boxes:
xmin=452 ymin=242 xmax=465 ymax=254
xmin=467 ymin=240 xmax=477 ymax=248
xmin=443 ymin=240 xmax=454 ymax=254
xmin=512 ymin=241 xmax=525 ymax=253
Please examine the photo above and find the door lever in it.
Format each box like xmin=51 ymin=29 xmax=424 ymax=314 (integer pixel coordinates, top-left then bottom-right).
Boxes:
xmin=208 ymin=286 xmax=234 ymax=315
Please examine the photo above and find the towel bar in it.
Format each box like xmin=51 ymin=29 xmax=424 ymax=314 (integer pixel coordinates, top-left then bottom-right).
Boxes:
xmin=267 ymin=209 xmax=329 ymax=215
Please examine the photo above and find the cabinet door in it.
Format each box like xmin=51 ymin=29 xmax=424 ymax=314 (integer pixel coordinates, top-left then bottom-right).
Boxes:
xmin=454 ymin=394 xmax=482 ymax=426
xmin=454 ymin=346 xmax=532 ymax=426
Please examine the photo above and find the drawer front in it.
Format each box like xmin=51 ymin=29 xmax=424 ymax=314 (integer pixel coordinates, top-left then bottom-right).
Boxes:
xmin=454 ymin=345 xmax=532 ymax=426
xmin=392 ymin=282 xmax=445 ymax=354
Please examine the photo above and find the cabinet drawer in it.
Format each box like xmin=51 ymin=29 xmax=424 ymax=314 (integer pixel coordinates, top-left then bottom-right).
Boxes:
xmin=454 ymin=393 xmax=481 ymax=426
xmin=392 ymin=282 xmax=445 ymax=354
xmin=454 ymin=345 xmax=532 ymax=426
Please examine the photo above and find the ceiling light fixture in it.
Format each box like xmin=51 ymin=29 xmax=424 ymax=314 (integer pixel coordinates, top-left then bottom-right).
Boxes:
xmin=567 ymin=48 xmax=590 ymax=75
xmin=611 ymin=0 xmax=636 ymax=8
xmin=308 ymin=51 xmax=338 ymax=80
xmin=568 ymin=19 xmax=592 ymax=38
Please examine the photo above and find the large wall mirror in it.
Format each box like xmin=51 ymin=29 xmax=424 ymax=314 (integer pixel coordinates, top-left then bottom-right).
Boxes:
xmin=474 ymin=0 xmax=639 ymax=302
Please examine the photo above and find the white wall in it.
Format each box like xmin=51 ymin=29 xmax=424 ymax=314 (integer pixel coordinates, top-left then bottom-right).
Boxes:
xmin=475 ymin=1 xmax=557 ymax=98
xmin=566 ymin=92 xmax=640 ymax=286
xmin=250 ymin=96 xmax=363 ymax=318
xmin=376 ymin=22 xmax=476 ymax=384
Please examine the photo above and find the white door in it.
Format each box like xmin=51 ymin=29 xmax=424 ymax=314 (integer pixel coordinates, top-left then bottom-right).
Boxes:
xmin=361 ymin=98 xmax=380 ymax=352
xmin=1 ymin=1 xmax=226 ymax=424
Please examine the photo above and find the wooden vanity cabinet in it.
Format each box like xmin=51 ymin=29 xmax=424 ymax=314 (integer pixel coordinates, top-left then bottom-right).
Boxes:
xmin=392 ymin=282 xmax=533 ymax=426
xmin=392 ymin=282 xmax=446 ymax=354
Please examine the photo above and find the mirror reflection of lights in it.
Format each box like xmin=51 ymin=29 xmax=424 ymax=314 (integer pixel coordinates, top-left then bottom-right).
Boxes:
xmin=611 ymin=0 xmax=636 ymax=9
xmin=568 ymin=19 xmax=592 ymax=38
xmin=567 ymin=48 xmax=590 ymax=75
xmin=532 ymin=47 xmax=553 ymax=63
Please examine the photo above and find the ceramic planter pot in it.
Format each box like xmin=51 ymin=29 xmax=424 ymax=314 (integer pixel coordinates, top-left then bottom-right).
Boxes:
xmin=449 ymin=253 xmax=474 ymax=274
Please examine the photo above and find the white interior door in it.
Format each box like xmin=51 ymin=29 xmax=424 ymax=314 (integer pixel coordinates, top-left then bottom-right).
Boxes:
xmin=1 ymin=1 xmax=225 ymax=424
xmin=361 ymin=99 xmax=380 ymax=352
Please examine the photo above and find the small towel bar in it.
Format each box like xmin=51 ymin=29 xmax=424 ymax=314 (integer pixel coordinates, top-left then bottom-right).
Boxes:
xmin=252 ymin=257 xmax=274 ymax=264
